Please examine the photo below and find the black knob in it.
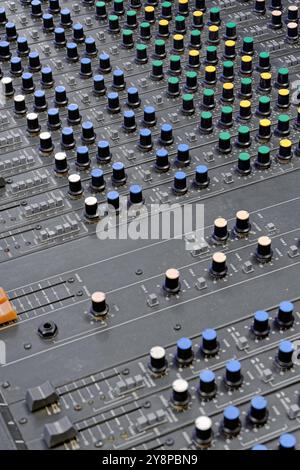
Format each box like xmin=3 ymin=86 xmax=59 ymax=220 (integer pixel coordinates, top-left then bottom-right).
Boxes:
xmin=60 ymin=8 xmax=72 ymax=27
xmin=212 ymin=218 xmax=228 ymax=243
xmin=39 ymin=131 xmax=54 ymax=153
xmin=107 ymin=191 xmax=120 ymax=211
xmin=201 ymin=329 xmax=219 ymax=356
xmin=76 ymin=146 xmax=90 ymax=169
xmin=54 ymin=27 xmax=66 ymax=47
xmin=173 ymin=171 xmax=187 ymax=194
xmin=200 ymin=111 xmax=213 ymax=133
xmin=236 ymin=125 xmax=251 ymax=147
xmin=112 ymin=69 xmax=125 ymax=90
xmin=255 ymin=145 xmax=271 ymax=169
xmin=123 ymin=110 xmax=136 ymax=132
xmin=41 ymin=67 xmax=54 ymax=88
xmin=93 ymin=75 xmax=106 ymax=96
xmin=22 ymin=72 xmax=35 ymax=93
xmin=73 ymin=23 xmax=85 ymax=43
xmin=80 ymin=58 xmax=92 ymax=78
xmin=6 ymin=22 xmax=18 ymax=41
xmin=47 ymin=108 xmax=61 ymax=130
xmin=222 ymin=406 xmax=241 ymax=437
xmin=252 ymin=310 xmax=270 ymax=338
xmin=97 ymin=140 xmax=111 ymax=163
xmin=34 ymin=90 xmax=47 ymax=112
xmin=149 ymin=346 xmax=167 ymax=373
xmin=129 ymin=184 xmax=144 ymax=205
xmin=61 ymin=127 xmax=75 ymax=150
xmin=143 ymin=106 xmax=156 ymax=126
xmin=194 ymin=165 xmax=210 ymax=188
xmin=81 ymin=121 xmax=96 ymax=144
xmin=90 ymin=292 xmax=108 ymax=317
xmin=54 ymin=152 xmax=68 ymax=174
xmin=68 ymin=174 xmax=83 ymax=196
xmin=219 ymin=105 xmax=233 ymax=127
xmin=49 ymin=0 xmax=61 ymax=14
xmin=176 ymin=337 xmax=193 ymax=366
xmin=0 ymin=6 xmax=7 ymax=25
xmin=270 ymin=10 xmax=282 ymax=28
xmin=176 ymin=144 xmax=190 ymax=167
xmin=84 ymin=196 xmax=99 ymax=220
xmin=171 ymin=379 xmax=189 ymax=406
xmin=234 ymin=210 xmax=251 ymax=236
xmin=163 ymin=268 xmax=180 ymax=294
xmin=43 ymin=13 xmax=55 ymax=32
xmin=210 ymin=252 xmax=228 ymax=278
xmin=99 ymin=52 xmax=111 ymax=73
xmin=28 ymin=51 xmax=41 ymax=72
xmin=248 ymin=396 xmax=268 ymax=426
xmin=127 ymin=87 xmax=140 ymax=108
xmin=107 ymin=92 xmax=120 ymax=113
xmin=160 ymin=123 xmax=173 ymax=145
xmin=135 ymin=43 xmax=148 ymax=64
xmin=55 ymin=86 xmax=68 ymax=106
xmin=14 ymin=94 xmax=27 ymax=115
xmin=26 ymin=112 xmax=40 ymax=134
xmin=276 ymin=341 xmax=294 ymax=369
xmin=224 ymin=360 xmax=243 ymax=388
xmin=108 ymin=14 xmax=120 ymax=34
xmin=255 ymin=236 xmax=273 ymax=262
xmin=155 ymin=148 xmax=169 ymax=172
xmin=237 ymin=152 xmax=251 ymax=175
xmin=194 ymin=416 xmax=213 ymax=447
xmin=10 ymin=57 xmax=23 ymax=76
xmin=139 ymin=128 xmax=152 ymax=151
xmin=17 ymin=37 xmax=29 ymax=56
xmin=91 ymin=169 xmax=105 ymax=192
xmin=112 ymin=162 xmax=127 ymax=186
xmin=276 ymin=301 xmax=294 ymax=329
xmin=95 ymin=1 xmax=107 ymax=20
xmin=255 ymin=0 xmax=266 ymax=14
xmin=1 ymin=77 xmax=14 ymax=97
xmin=67 ymin=103 xmax=81 ymax=125
xmin=198 ymin=370 xmax=217 ymax=399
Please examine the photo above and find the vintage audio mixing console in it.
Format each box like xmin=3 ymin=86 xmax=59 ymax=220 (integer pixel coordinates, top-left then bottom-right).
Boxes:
xmin=0 ymin=0 xmax=300 ymax=451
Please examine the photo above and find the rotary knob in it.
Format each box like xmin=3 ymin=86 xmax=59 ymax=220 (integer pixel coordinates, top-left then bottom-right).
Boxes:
xmin=224 ymin=359 xmax=243 ymax=388
xmin=222 ymin=406 xmax=241 ymax=437
xmin=210 ymin=252 xmax=228 ymax=278
xmin=176 ymin=337 xmax=194 ymax=366
xmin=90 ymin=292 xmax=108 ymax=317
xmin=163 ymin=268 xmax=180 ymax=294
xmin=255 ymin=236 xmax=273 ymax=263
xmin=276 ymin=340 xmax=294 ymax=369
xmin=171 ymin=379 xmax=189 ymax=407
xmin=149 ymin=346 xmax=167 ymax=374
xmin=248 ymin=396 xmax=268 ymax=426
xmin=276 ymin=301 xmax=294 ymax=329
xmin=193 ymin=416 xmax=213 ymax=447
xmin=198 ymin=370 xmax=217 ymax=399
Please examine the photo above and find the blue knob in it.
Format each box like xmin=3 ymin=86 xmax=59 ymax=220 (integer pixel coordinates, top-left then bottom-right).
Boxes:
xmin=6 ymin=22 xmax=18 ymax=41
xmin=0 ymin=7 xmax=7 ymax=25
xmin=252 ymin=310 xmax=270 ymax=338
xmin=17 ymin=37 xmax=29 ymax=56
xmin=225 ymin=359 xmax=243 ymax=388
xmin=55 ymin=85 xmax=68 ymax=106
xmin=97 ymin=140 xmax=111 ymax=163
xmin=41 ymin=66 xmax=54 ymax=88
xmin=28 ymin=51 xmax=41 ymax=71
xmin=60 ymin=8 xmax=72 ymax=27
xmin=276 ymin=340 xmax=294 ymax=369
xmin=43 ymin=13 xmax=54 ymax=32
xmin=22 ymin=72 xmax=35 ymax=93
xmin=66 ymin=42 xmax=79 ymax=62
xmin=31 ymin=1 xmax=42 ymax=18
xmin=143 ymin=105 xmax=156 ymax=126
xmin=34 ymin=90 xmax=47 ymax=112
xmin=201 ymin=328 xmax=219 ymax=356
xmin=129 ymin=184 xmax=144 ymax=205
xmin=194 ymin=164 xmax=210 ymax=188
xmin=81 ymin=121 xmax=95 ymax=143
xmin=80 ymin=57 xmax=92 ymax=78
xmin=107 ymin=92 xmax=120 ymax=113
xmin=61 ymin=127 xmax=75 ymax=150
xmin=223 ymin=406 xmax=241 ymax=436
xmin=99 ymin=52 xmax=111 ymax=73
xmin=139 ymin=128 xmax=153 ymax=151
xmin=113 ymin=69 xmax=125 ymax=90
xmin=176 ymin=337 xmax=193 ymax=366
xmin=54 ymin=27 xmax=66 ymax=47
xmin=93 ymin=75 xmax=106 ymax=95
xmin=279 ymin=433 xmax=296 ymax=450
xmin=123 ymin=110 xmax=136 ymax=132
xmin=73 ymin=23 xmax=85 ymax=43
xmin=173 ymin=171 xmax=187 ymax=194
xmin=49 ymin=0 xmax=61 ymax=14
xmin=276 ymin=301 xmax=294 ymax=328
xmin=248 ymin=395 xmax=268 ymax=425
xmin=85 ymin=37 xmax=97 ymax=57
xmin=127 ymin=87 xmax=140 ymax=108
xmin=107 ymin=191 xmax=120 ymax=210
xmin=112 ymin=162 xmax=127 ymax=186
xmin=91 ymin=168 xmax=105 ymax=191
xmin=67 ymin=103 xmax=81 ymax=125
xmin=160 ymin=123 xmax=173 ymax=145
xmin=47 ymin=108 xmax=61 ymax=130
xmin=0 ymin=41 xmax=11 ymax=61
xmin=252 ymin=444 xmax=268 ymax=450
xmin=176 ymin=143 xmax=190 ymax=166
xmin=199 ymin=369 xmax=216 ymax=398
xmin=155 ymin=148 xmax=170 ymax=172
xmin=10 ymin=57 xmax=23 ymax=76
xmin=76 ymin=146 xmax=90 ymax=168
